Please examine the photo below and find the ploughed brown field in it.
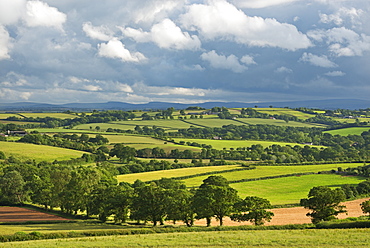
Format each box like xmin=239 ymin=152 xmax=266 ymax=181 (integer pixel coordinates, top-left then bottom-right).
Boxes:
xmin=194 ymin=198 xmax=370 ymax=226
xmin=0 ymin=207 xmax=70 ymax=222
xmin=0 ymin=198 xmax=368 ymax=225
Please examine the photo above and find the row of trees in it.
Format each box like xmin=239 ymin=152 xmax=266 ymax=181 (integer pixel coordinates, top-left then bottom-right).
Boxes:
xmin=0 ymin=159 xmax=274 ymax=226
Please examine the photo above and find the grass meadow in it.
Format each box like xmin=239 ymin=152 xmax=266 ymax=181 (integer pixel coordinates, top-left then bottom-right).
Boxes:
xmin=118 ymin=163 xmax=365 ymax=205
xmin=325 ymin=127 xmax=370 ymax=136
xmin=0 ymin=229 xmax=369 ymax=247
xmin=117 ymin=164 xmax=243 ymax=183
xmin=235 ymin=118 xmax=325 ymax=127
xmin=19 ymin=113 xmax=77 ymax=119
xmin=232 ymin=174 xmax=365 ymax=205
xmin=172 ymin=138 xmax=325 ymax=150
xmin=0 ymin=141 xmax=87 ymax=162
xmin=253 ymin=108 xmax=316 ymax=120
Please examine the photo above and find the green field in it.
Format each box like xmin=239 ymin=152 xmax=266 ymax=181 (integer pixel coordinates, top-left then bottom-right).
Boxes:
xmin=181 ymin=163 xmax=361 ymax=187
xmin=0 ymin=113 xmax=23 ymax=119
xmin=19 ymin=113 xmax=77 ymax=119
xmin=232 ymin=174 xmax=365 ymax=205
xmin=0 ymin=141 xmax=87 ymax=162
xmin=325 ymin=127 xmax=370 ymax=136
xmin=235 ymin=118 xmax=325 ymax=127
xmin=333 ymin=117 xmax=370 ymax=124
xmin=117 ymin=164 xmax=243 ymax=183
xmin=172 ymin=138 xmax=324 ymax=150
xmin=254 ymin=108 xmax=316 ymax=120
xmin=118 ymin=163 xmax=365 ymax=205
xmin=1 ymin=229 xmax=369 ymax=248
xmin=103 ymin=134 xmax=201 ymax=152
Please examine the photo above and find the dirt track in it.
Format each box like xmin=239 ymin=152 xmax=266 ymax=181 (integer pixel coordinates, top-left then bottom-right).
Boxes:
xmin=0 ymin=207 xmax=70 ymax=222
xmin=194 ymin=198 xmax=370 ymax=226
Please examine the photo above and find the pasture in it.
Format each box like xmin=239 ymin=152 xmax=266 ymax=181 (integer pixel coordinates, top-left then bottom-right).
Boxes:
xmin=0 ymin=141 xmax=87 ymax=162
xmin=117 ymin=164 xmax=243 ymax=183
xmin=172 ymin=138 xmax=324 ymax=150
xmin=325 ymin=127 xmax=370 ymax=136
xmin=103 ymin=134 xmax=201 ymax=152
xmin=235 ymin=118 xmax=325 ymax=128
xmin=117 ymin=163 xmax=365 ymax=205
xmin=232 ymin=174 xmax=365 ymax=205
xmin=19 ymin=113 xmax=77 ymax=119
xmin=0 ymin=113 xmax=23 ymax=119
xmin=253 ymin=108 xmax=316 ymax=120
xmin=1 ymin=229 xmax=369 ymax=247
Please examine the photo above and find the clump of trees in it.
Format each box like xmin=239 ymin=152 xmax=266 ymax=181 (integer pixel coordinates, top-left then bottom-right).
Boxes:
xmin=300 ymin=186 xmax=347 ymax=224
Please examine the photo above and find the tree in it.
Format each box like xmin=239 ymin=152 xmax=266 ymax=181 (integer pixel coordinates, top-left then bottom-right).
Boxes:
xmin=0 ymin=170 xmax=28 ymax=204
xmin=360 ymin=199 xmax=370 ymax=218
xmin=109 ymin=144 xmax=136 ymax=163
xmin=193 ymin=176 xmax=240 ymax=226
xmin=231 ymin=196 xmax=274 ymax=225
xmin=300 ymin=186 xmax=347 ymax=224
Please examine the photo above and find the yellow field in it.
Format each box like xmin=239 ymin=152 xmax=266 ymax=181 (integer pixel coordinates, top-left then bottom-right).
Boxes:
xmin=0 ymin=141 xmax=87 ymax=162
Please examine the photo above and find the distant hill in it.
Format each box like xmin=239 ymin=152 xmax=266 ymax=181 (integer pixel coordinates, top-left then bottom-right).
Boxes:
xmin=0 ymin=99 xmax=370 ymax=111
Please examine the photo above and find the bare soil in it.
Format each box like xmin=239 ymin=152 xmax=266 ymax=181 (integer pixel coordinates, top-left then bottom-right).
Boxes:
xmin=194 ymin=198 xmax=370 ymax=226
xmin=0 ymin=207 xmax=70 ymax=222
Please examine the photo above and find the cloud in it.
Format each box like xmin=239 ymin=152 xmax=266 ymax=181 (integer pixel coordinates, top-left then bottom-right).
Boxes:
xmin=0 ymin=0 xmax=26 ymax=25
xmin=82 ymin=22 xmax=114 ymax=41
xmin=325 ymin=71 xmax=346 ymax=77
xmin=308 ymin=27 xmax=370 ymax=57
xmin=98 ymin=39 xmax=147 ymax=63
xmin=240 ymin=55 xmax=257 ymax=65
xmin=82 ymin=85 xmax=102 ymax=92
xmin=0 ymin=25 xmax=11 ymax=60
xmin=275 ymin=66 xmax=293 ymax=73
xmin=299 ymin=52 xmax=337 ymax=68
xmin=122 ymin=18 xmax=201 ymax=50
xmin=201 ymin=50 xmax=248 ymax=73
xmin=180 ymin=0 xmax=311 ymax=51
xmin=132 ymin=82 xmax=212 ymax=97
xmin=231 ymin=0 xmax=300 ymax=9
xmin=23 ymin=0 xmax=66 ymax=30
xmin=131 ymin=0 xmax=182 ymax=24
xmin=319 ymin=7 xmax=364 ymax=26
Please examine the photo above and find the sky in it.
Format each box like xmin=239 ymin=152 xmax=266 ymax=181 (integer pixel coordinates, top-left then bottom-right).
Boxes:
xmin=0 ymin=0 xmax=369 ymax=104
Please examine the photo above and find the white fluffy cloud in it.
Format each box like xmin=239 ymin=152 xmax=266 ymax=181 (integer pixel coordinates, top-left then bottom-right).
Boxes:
xmin=308 ymin=27 xmax=370 ymax=56
xmin=201 ymin=50 xmax=248 ymax=73
xmin=98 ymin=39 xmax=147 ymax=63
xmin=275 ymin=66 xmax=293 ymax=73
xmin=0 ymin=25 xmax=11 ymax=60
xmin=122 ymin=18 xmax=201 ymax=50
xmin=23 ymin=0 xmax=66 ymax=30
xmin=82 ymin=22 xmax=113 ymax=41
xmin=132 ymin=82 xmax=209 ymax=96
xmin=231 ymin=0 xmax=300 ymax=9
xmin=320 ymin=7 xmax=364 ymax=26
xmin=325 ymin=71 xmax=346 ymax=77
xmin=300 ymin=52 xmax=337 ymax=68
xmin=180 ymin=0 xmax=311 ymax=51
xmin=0 ymin=0 xmax=26 ymax=25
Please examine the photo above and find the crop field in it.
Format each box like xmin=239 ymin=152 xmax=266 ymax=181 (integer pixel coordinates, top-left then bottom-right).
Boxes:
xmin=180 ymin=163 xmax=361 ymax=187
xmin=232 ymin=174 xmax=365 ymax=205
xmin=172 ymin=138 xmax=324 ymax=150
xmin=0 ymin=113 xmax=23 ymax=119
xmin=333 ymin=117 xmax=370 ymax=123
xmin=103 ymin=134 xmax=201 ymax=152
xmin=117 ymin=163 xmax=365 ymax=205
xmin=183 ymin=118 xmax=240 ymax=128
xmin=1 ymin=229 xmax=369 ymax=248
xmin=111 ymin=119 xmax=194 ymax=130
xmin=73 ymin=123 xmax=138 ymax=131
xmin=19 ymin=113 xmax=77 ymax=119
xmin=254 ymin=108 xmax=315 ymax=120
xmin=0 ymin=207 xmax=69 ymax=223
xmin=27 ymin=128 xmax=98 ymax=134
xmin=325 ymin=127 xmax=370 ymax=136
xmin=235 ymin=118 xmax=326 ymax=127
xmin=0 ymin=141 xmax=87 ymax=162
xmin=117 ymin=164 xmax=243 ymax=183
